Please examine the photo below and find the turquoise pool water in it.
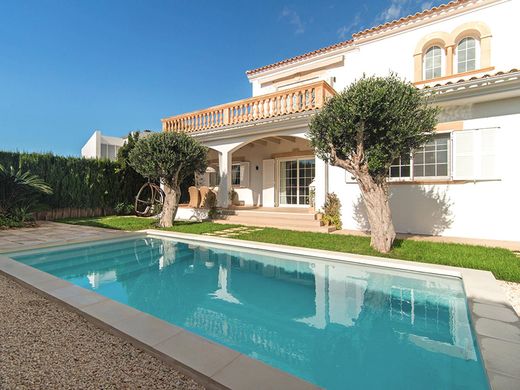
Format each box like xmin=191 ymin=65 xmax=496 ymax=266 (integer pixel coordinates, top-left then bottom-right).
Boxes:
xmin=11 ymin=236 xmax=489 ymax=389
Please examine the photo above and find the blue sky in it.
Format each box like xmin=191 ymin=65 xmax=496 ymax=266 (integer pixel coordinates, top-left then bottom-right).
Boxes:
xmin=0 ymin=0 xmax=443 ymax=156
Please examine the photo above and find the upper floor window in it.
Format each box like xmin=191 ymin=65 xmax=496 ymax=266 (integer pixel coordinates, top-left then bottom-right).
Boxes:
xmin=456 ymin=37 xmax=478 ymax=73
xmin=423 ymin=46 xmax=443 ymax=80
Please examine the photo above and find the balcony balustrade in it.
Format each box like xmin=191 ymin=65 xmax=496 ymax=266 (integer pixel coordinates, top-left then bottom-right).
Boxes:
xmin=162 ymin=80 xmax=336 ymax=133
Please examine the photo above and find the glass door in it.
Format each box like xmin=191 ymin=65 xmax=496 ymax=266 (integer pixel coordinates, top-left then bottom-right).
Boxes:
xmin=278 ymin=158 xmax=315 ymax=206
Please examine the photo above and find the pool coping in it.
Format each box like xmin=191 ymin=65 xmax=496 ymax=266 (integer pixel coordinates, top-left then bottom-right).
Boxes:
xmin=1 ymin=229 xmax=519 ymax=389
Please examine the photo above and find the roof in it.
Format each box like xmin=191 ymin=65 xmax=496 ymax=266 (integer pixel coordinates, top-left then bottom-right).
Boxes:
xmin=246 ymin=0 xmax=472 ymax=77
xmin=245 ymin=39 xmax=354 ymax=76
xmin=420 ymin=68 xmax=520 ymax=89
xmin=352 ymin=0 xmax=470 ymax=39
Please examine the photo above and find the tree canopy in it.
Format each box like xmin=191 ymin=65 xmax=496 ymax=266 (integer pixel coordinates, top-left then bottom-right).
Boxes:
xmin=128 ymin=131 xmax=208 ymax=227
xmin=308 ymin=74 xmax=438 ymax=252
xmin=128 ymin=132 xmax=208 ymax=187
xmin=309 ymin=74 xmax=438 ymax=184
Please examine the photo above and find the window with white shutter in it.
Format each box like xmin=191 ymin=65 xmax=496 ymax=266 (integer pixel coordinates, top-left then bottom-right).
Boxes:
xmin=452 ymin=128 xmax=499 ymax=181
xmin=478 ymin=128 xmax=498 ymax=180
xmin=452 ymin=131 xmax=474 ymax=180
xmin=231 ymin=162 xmax=250 ymax=188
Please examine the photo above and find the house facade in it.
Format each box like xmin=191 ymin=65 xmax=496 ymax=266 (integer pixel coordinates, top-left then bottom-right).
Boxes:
xmin=81 ymin=130 xmax=125 ymax=161
xmin=162 ymin=0 xmax=520 ymax=242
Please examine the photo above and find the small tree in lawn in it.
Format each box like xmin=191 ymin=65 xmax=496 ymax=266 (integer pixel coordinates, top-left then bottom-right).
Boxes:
xmin=308 ymin=74 xmax=438 ymax=253
xmin=128 ymin=132 xmax=208 ymax=227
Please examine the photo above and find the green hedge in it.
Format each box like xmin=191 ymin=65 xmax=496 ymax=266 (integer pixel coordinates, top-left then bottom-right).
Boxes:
xmin=0 ymin=151 xmax=145 ymax=210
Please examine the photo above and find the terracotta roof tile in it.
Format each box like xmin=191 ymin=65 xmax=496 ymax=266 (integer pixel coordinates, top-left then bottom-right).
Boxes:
xmin=246 ymin=0 xmax=472 ymax=77
xmin=352 ymin=0 xmax=471 ymax=38
xmin=246 ymin=39 xmax=353 ymax=76
xmin=420 ymin=68 xmax=520 ymax=89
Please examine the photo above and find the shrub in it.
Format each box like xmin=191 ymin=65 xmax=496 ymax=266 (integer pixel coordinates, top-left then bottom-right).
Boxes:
xmin=114 ymin=202 xmax=135 ymax=216
xmin=0 ymin=163 xmax=53 ymax=226
xmin=0 ymin=151 xmax=145 ymax=211
xmin=322 ymin=193 xmax=342 ymax=230
xmin=0 ymin=215 xmax=27 ymax=229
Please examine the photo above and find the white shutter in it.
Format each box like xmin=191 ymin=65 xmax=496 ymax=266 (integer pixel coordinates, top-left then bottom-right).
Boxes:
xmin=478 ymin=128 xmax=499 ymax=180
xmin=262 ymin=159 xmax=275 ymax=207
xmin=239 ymin=162 xmax=250 ymax=188
xmin=452 ymin=128 xmax=499 ymax=181
xmin=452 ymin=131 xmax=475 ymax=180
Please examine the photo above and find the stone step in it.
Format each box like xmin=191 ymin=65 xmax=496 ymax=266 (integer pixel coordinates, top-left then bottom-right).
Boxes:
xmin=220 ymin=214 xmax=323 ymax=226
xmin=214 ymin=219 xmax=335 ymax=233
xmin=215 ymin=215 xmax=335 ymax=233
xmin=220 ymin=209 xmax=319 ymax=222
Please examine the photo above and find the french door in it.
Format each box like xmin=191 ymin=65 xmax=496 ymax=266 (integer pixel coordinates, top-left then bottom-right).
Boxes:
xmin=278 ymin=158 xmax=315 ymax=206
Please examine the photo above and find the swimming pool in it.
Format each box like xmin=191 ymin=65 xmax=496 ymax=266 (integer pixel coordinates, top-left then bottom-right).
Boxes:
xmin=10 ymin=235 xmax=489 ymax=389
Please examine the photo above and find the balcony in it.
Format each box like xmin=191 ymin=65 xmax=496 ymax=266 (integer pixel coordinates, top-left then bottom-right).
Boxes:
xmin=162 ymin=80 xmax=336 ymax=134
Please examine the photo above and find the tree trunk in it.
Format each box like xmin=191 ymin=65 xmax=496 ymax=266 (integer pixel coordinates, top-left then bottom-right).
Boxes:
xmin=357 ymin=174 xmax=396 ymax=253
xmin=159 ymin=183 xmax=180 ymax=228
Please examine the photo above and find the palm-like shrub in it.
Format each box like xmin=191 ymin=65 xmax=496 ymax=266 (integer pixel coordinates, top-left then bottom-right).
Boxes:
xmin=0 ymin=164 xmax=53 ymax=222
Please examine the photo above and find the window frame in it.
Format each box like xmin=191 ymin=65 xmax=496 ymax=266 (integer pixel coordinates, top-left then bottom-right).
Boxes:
xmin=423 ymin=45 xmax=444 ymax=80
xmin=231 ymin=163 xmax=242 ymax=187
xmin=208 ymin=166 xmax=220 ymax=188
xmin=455 ymin=36 xmax=480 ymax=74
xmin=231 ymin=162 xmax=250 ymax=188
xmin=388 ymin=133 xmax=451 ymax=182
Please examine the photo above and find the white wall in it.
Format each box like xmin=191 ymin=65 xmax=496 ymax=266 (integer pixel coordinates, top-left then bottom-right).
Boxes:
xmin=81 ymin=130 xmax=125 ymax=160
xmin=202 ymin=1 xmax=520 ymax=241
xmin=328 ymin=108 xmax=520 ymax=242
xmin=81 ymin=130 xmax=100 ymax=159
xmin=251 ymin=0 xmax=519 ymax=95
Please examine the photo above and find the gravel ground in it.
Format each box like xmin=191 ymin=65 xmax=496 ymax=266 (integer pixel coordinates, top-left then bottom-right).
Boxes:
xmin=0 ymin=274 xmax=204 ymax=390
xmin=498 ymin=280 xmax=520 ymax=316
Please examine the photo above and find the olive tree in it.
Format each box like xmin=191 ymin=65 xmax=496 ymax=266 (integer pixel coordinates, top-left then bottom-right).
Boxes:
xmin=128 ymin=132 xmax=208 ymax=227
xmin=308 ymin=74 xmax=438 ymax=253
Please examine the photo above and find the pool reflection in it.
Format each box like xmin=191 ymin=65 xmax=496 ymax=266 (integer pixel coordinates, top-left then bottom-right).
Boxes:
xmin=13 ymin=237 xmax=488 ymax=390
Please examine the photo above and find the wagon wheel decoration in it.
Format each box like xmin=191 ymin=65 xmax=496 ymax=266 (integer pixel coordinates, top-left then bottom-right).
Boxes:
xmin=134 ymin=182 xmax=165 ymax=217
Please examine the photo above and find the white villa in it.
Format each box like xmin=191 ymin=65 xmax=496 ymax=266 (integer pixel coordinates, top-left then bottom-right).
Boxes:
xmin=162 ymin=0 xmax=520 ymax=242
xmin=81 ymin=130 xmax=125 ymax=161
xmin=81 ymin=130 xmax=154 ymax=160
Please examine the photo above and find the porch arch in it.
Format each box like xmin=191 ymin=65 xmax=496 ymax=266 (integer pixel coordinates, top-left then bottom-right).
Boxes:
xmin=228 ymin=134 xmax=319 ymax=208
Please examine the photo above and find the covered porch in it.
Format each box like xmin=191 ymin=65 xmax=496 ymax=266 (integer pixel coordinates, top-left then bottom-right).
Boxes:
xmin=185 ymin=132 xmax=332 ymax=231
xmin=162 ymin=80 xmax=336 ymax=229
xmin=202 ymin=135 xmax=317 ymax=209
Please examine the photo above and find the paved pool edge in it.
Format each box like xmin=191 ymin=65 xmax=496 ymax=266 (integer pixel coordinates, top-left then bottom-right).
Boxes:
xmin=2 ymin=229 xmax=519 ymax=389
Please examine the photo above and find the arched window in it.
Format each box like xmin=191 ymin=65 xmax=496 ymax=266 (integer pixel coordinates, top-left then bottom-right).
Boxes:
xmin=456 ymin=37 xmax=478 ymax=73
xmin=423 ymin=46 xmax=443 ymax=80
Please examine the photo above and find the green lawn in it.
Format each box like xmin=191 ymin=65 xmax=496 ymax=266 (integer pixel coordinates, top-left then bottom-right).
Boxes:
xmin=60 ymin=215 xmax=239 ymax=234
xmin=61 ymin=216 xmax=520 ymax=282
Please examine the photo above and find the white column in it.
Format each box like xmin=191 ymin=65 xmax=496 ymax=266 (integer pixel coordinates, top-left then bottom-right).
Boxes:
xmin=314 ymin=157 xmax=328 ymax=211
xmin=217 ymin=150 xmax=232 ymax=207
